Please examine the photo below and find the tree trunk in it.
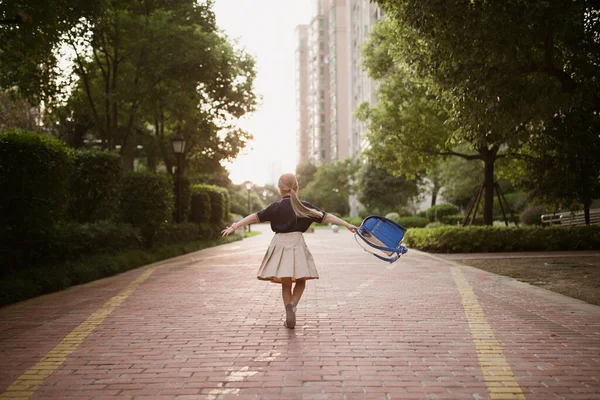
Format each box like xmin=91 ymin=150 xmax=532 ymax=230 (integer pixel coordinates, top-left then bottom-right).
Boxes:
xmin=121 ymin=133 xmax=135 ymax=172
xmin=481 ymin=146 xmax=499 ymax=226
xmin=431 ymin=182 xmax=439 ymax=207
xmin=584 ymin=202 xmax=590 ymax=225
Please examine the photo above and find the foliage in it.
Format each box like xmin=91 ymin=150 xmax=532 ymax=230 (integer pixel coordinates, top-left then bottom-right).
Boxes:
xmin=69 ymin=149 xmax=121 ymax=223
xmin=342 ymin=216 xmax=364 ymax=227
xmin=385 ymin=212 xmax=400 ymax=221
xmin=364 ymin=0 xmax=600 ymax=224
xmin=0 ymin=233 xmax=243 ymax=307
xmin=520 ymin=206 xmax=547 ymax=226
xmin=228 ymin=183 xmax=266 ymax=215
xmin=120 ymin=172 xmax=173 ymax=245
xmin=191 ymin=184 xmax=229 ymax=225
xmin=0 ymin=0 xmax=100 ymax=103
xmin=405 ymin=226 xmax=600 ymax=253
xmin=426 ymin=204 xmax=460 ymax=222
xmin=356 ymin=162 xmax=420 ymax=216
xmin=517 ymin=104 xmax=600 ymax=221
xmin=438 ymin=156 xmax=484 ymax=209
xmin=0 ymin=91 xmax=38 ymax=131
xmin=394 ymin=216 xmax=429 ymax=228
xmin=190 ymin=191 xmax=212 ymax=224
xmin=2 ymin=0 xmax=258 ymax=177
xmin=302 ymin=160 xmax=357 ymax=216
xmin=442 ymin=214 xmax=466 ymax=226
xmin=0 ymin=130 xmax=74 ymax=271
xmin=296 ymin=162 xmax=317 ymax=189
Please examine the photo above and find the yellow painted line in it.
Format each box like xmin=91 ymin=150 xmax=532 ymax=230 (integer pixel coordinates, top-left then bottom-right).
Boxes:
xmin=0 ymin=267 xmax=157 ymax=400
xmin=451 ymin=267 xmax=526 ymax=400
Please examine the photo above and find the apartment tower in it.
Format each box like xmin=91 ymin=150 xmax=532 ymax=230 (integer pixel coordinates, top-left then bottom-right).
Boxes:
xmin=295 ymin=0 xmax=350 ymax=165
xmin=295 ymin=25 xmax=309 ymax=165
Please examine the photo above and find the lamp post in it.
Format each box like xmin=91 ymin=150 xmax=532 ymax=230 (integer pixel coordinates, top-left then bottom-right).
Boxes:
xmin=245 ymin=182 xmax=252 ymax=232
xmin=171 ymin=133 xmax=186 ymax=223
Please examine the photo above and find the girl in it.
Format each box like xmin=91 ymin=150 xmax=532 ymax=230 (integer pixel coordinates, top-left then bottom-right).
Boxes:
xmin=221 ymin=173 xmax=356 ymax=329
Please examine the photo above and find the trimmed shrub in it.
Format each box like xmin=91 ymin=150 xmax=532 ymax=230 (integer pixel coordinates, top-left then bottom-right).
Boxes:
xmin=395 ymin=216 xmax=429 ymax=228
xmin=405 ymin=225 xmax=600 ymax=253
xmin=56 ymin=221 xmax=143 ymax=259
xmin=426 ymin=222 xmax=446 ymax=228
xmin=0 ymin=233 xmax=244 ymax=307
xmin=190 ymin=190 xmax=211 ymax=223
xmin=155 ymin=222 xmax=212 ymax=246
xmin=426 ymin=204 xmax=460 ymax=222
xmin=191 ymin=184 xmax=229 ymax=225
xmin=385 ymin=212 xmax=400 ymax=221
xmin=120 ymin=172 xmax=173 ymax=245
xmin=441 ymin=213 xmax=465 ymax=225
xmin=520 ymin=205 xmax=546 ymax=226
xmin=69 ymin=149 xmax=121 ymax=223
xmin=342 ymin=216 xmax=363 ymax=227
xmin=0 ymin=130 xmax=74 ymax=272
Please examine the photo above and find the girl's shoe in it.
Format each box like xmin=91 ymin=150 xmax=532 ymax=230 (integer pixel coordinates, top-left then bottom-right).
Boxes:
xmin=285 ymin=302 xmax=296 ymax=329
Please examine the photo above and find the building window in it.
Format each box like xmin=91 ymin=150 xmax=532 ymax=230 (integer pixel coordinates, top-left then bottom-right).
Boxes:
xmin=320 ymin=113 xmax=325 ymax=123
xmin=321 ymin=150 xmax=326 ymax=159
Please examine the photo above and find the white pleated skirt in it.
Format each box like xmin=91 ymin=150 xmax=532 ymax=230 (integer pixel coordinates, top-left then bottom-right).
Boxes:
xmin=257 ymin=232 xmax=319 ymax=283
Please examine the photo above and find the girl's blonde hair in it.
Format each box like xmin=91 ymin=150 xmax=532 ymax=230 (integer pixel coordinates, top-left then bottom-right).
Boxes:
xmin=278 ymin=173 xmax=323 ymax=220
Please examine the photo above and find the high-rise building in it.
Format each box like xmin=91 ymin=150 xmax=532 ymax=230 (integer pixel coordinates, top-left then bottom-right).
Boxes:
xmin=296 ymin=0 xmax=382 ymax=216
xmin=295 ymin=25 xmax=309 ymax=165
xmin=296 ymin=0 xmax=350 ymax=165
xmin=347 ymin=0 xmax=383 ymax=158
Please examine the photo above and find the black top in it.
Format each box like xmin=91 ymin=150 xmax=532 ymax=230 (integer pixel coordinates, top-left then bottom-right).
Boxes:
xmin=256 ymin=196 xmax=327 ymax=233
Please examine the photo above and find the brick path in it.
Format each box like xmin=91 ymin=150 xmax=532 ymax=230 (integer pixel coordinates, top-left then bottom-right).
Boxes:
xmin=1 ymin=224 xmax=599 ymax=400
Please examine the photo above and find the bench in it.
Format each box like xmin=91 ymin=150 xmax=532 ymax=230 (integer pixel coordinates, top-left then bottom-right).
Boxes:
xmin=541 ymin=208 xmax=600 ymax=226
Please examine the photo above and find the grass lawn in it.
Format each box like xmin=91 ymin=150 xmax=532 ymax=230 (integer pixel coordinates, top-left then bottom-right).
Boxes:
xmin=457 ymin=256 xmax=600 ymax=306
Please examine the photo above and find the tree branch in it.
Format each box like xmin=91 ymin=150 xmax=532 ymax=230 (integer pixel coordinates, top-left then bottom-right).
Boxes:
xmin=544 ymin=31 xmax=577 ymax=93
xmin=66 ymin=32 xmax=105 ymax=139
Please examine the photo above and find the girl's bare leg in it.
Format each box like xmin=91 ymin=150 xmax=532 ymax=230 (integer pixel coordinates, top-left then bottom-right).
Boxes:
xmin=292 ymin=279 xmax=306 ymax=306
xmin=281 ymin=278 xmax=293 ymax=306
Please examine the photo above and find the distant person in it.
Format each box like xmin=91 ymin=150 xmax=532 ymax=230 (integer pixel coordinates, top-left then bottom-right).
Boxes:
xmin=222 ymin=173 xmax=356 ymax=329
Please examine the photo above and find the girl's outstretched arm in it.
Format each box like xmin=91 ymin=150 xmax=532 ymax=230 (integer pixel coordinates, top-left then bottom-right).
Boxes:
xmin=221 ymin=213 xmax=260 ymax=237
xmin=323 ymin=213 xmax=357 ymax=233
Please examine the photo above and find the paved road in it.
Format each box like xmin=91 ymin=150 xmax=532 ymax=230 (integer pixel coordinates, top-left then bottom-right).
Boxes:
xmin=1 ymin=224 xmax=599 ymax=400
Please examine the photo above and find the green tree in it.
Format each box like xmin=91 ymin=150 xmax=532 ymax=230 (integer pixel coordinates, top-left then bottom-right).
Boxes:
xmin=295 ymin=162 xmax=317 ymax=189
xmin=517 ymin=103 xmax=600 ymax=224
xmin=3 ymin=0 xmax=258 ymax=178
xmin=0 ymin=1 xmax=100 ymax=103
xmin=438 ymin=157 xmax=484 ymax=210
xmin=356 ymin=162 xmax=420 ymax=215
xmin=301 ymin=160 xmax=357 ymax=216
xmin=361 ymin=0 xmax=600 ymax=224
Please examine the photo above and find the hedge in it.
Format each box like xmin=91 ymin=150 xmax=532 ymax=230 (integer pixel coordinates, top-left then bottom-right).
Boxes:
xmin=0 ymin=234 xmax=245 ymax=307
xmin=405 ymin=225 xmax=600 ymax=253
xmin=191 ymin=184 xmax=229 ymax=225
xmin=426 ymin=204 xmax=459 ymax=222
xmin=0 ymin=130 xmax=74 ymax=272
xmin=190 ymin=190 xmax=211 ymax=223
xmin=395 ymin=216 xmax=429 ymax=228
xmin=120 ymin=172 xmax=174 ymax=245
xmin=69 ymin=149 xmax=121 ymax=223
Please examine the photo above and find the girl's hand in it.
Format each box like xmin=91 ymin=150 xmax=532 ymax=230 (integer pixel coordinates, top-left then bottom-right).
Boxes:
xmin=221 ymin=226 xmax=234 ymax=237
xmin=221 ymin=222 xmax=238 ymax=237
xmin=346 ymin=224 xmax=357 ymax=233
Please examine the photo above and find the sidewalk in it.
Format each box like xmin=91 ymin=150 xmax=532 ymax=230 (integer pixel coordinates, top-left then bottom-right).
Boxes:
xmin=0 ymin=224 xmax=599 ymax=399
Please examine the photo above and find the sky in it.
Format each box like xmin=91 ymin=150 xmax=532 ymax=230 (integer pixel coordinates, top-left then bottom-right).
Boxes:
xmin=213 ymin=0 xmax=312 ymax=185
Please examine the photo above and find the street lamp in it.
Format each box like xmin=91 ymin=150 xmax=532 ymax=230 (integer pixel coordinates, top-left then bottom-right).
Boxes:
xmin=245 ymin=182 xmax=253 ymax=232
xmin=171 ymin=133 xmax=186 ymax=223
